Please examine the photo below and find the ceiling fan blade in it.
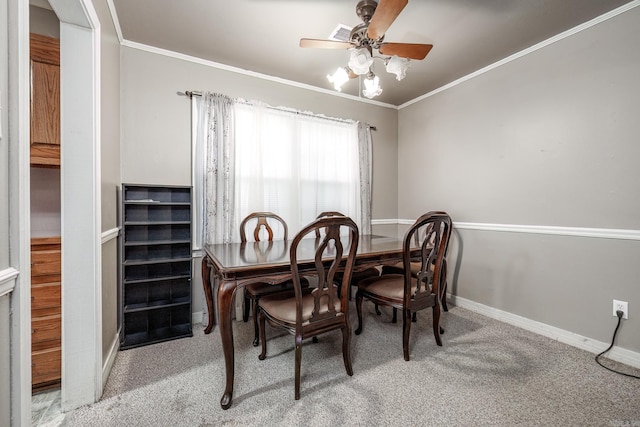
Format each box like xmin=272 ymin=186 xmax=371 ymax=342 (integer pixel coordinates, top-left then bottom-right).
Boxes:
xmin=367 ymin=0 xmax=408 ymax=40
xmin=379 ymin=42 xmax=433 ymax=60
xmin=299 ymin=38 xmax=354 ymax=49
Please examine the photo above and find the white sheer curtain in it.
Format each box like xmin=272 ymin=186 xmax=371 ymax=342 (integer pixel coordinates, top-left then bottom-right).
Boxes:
xmin=233 ymin=101 xmax=362 ymax=236
xmin=193 ymin=92 xmax=236 ymax=246
xmin=192 ymin=92 xmax=236 ymax=322
xmin=357 ymin=121 xmax=373 ymax=235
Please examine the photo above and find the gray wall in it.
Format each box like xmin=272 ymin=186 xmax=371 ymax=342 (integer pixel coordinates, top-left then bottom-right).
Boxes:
xmin=398 ymin=7 xmax=640 ymax=352
xmin=120 ymin=47 xmax=399 ymax=316
xmin=29 ymin=4 xmax=59 ymax=37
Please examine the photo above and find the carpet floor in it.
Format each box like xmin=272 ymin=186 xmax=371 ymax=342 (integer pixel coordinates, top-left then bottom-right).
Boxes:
xmin=65 ymin=305 xmax=640 ymax=426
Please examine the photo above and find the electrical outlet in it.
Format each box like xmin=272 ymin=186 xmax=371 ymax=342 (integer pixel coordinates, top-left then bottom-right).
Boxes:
xmin=613 ymin=300 xmax=628 ymax=319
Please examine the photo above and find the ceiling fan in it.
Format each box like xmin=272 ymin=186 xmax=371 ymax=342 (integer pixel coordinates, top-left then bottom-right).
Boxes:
xmin=300 ymin=0 xmax=432 ymax=60
xmin=299 ymin=0 xmax=433 ymax=98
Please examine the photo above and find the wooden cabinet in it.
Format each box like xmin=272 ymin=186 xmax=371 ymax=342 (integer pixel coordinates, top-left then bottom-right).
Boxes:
xmin=30 ymin=33 xmax=60 ymax=167
xmin=31 ymin=237 xmax=61 ymax=389
xmin=120 ymin=184 xmax=193 ymax=349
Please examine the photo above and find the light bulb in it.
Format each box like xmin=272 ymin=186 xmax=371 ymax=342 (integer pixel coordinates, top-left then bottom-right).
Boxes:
xmin=327 ymin=67 xmax=350 ymax=91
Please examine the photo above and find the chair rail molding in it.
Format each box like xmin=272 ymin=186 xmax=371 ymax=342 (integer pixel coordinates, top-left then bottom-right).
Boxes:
xmin=0 ymin=268 xmax=20 ymax=297
xmin=101 ymin=227 xmax=120 ymax=244
xmin=372 ymin=219 xmax=640 ymax=241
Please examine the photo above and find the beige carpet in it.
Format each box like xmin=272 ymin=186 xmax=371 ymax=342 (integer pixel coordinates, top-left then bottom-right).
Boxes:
xmin=65 ymin=305 xmax=640 ymax=426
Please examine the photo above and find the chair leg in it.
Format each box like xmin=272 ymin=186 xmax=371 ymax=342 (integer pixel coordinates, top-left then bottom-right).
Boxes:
xmin=294 ymin=335 xmax=302 ymax=400
xmin=341 ymin=325 xmax=354 ymax=376
xmin=258 ymin=310 xmax=267 ymax=360
xmin=243 ymin=293 xmax=250 ymax=322
xmin=441 ymin=261 xmax=449 ymax=312
xmin=402 ymin=308 xmax=412 ymax=361
xmin=412 ymin=312 xmax=417 ymax=322
xmin=392 ymin=308 xmax=397 ymax=323
xmin=432 ymin=304 xmax=442 ymax=346
xmin=375 ymin=304 xmax=381 ymax=315
xmin=441 ymin=280 xmax=449 ymax=312
xmin=355 ymin=292 xmax=364 ymax=335
xmin=252 ymin=296 xmax=260 ymax=347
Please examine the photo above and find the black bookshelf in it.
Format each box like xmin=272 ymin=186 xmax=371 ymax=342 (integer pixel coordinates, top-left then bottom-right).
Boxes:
xmin=120 ymin=184 xmax=193 ymax=349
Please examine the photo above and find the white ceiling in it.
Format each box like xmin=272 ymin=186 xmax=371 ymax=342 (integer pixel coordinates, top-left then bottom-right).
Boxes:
xmin=61 ymin=0 xmax=640 ymax=106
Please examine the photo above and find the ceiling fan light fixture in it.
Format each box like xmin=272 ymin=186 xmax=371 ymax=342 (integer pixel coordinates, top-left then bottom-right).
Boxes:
xmin=327 ymin=67 xmax=350 ymax=91
xmin=362 ymin=72 xmax=382 ymax=99
xmin=385 ymin=55 xmax=410 ymax=81
xmin=348 ymin=47 xmax=374 ymax=75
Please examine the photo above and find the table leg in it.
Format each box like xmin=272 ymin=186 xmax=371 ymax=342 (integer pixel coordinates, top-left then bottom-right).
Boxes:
xmin=201 ymin=257 xmax=215 ymax=334
xmin=218 ymin=279 xmax=237 ymax=409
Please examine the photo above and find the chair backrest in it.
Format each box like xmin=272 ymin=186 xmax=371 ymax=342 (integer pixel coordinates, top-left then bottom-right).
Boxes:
xmin=239 ymin=212 xmax=288 ymax=242
xmin=314 ymin=211 xmax=345 ymax=238
xmin=290 ymin=216 xmax=359 ymax=328
xmin=402 ymin=212 xmax=452 ymax=307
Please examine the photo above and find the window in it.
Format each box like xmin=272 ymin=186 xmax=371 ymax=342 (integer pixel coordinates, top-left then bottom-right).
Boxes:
xmin=192 ymin=93 xmax=371 ymax=247
xmin=234 ymin=103 xmax=360 ymax=237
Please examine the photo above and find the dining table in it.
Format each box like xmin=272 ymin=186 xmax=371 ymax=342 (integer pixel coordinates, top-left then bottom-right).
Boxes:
xmin=201 ymin=233 xmax=410 ymax=409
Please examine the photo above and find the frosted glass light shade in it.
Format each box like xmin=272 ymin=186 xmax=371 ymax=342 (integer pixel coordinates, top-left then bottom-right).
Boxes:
xmin=362 ymin=72 xmax=382 ymax=99
xmin=348 ymin=48 xmax=374 ymax=75
xmin=385 ymin=55 xmax=410 ymax=81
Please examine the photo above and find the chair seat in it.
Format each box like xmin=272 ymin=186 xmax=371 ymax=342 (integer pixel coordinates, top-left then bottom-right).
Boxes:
xmin=260 ymin=288 xmax=342 ymax=325
xmin=245 ymin=278 xmax=309 ymax=297
xmin=384 ymin=260 xmax=437 ymax=276
xmin=358 ymin=274 xmax=417 ymax=301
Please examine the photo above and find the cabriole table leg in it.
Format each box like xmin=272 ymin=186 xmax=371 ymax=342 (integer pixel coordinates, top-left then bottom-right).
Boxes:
xmin=218 ymin=279 xmax=237 ymax=409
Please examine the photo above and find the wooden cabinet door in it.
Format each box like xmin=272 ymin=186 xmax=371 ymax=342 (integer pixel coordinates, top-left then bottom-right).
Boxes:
xmin=31 ymin=237 xmax=62 ymax=389
xmin=30 ymin=33 xmax=60 ymax=167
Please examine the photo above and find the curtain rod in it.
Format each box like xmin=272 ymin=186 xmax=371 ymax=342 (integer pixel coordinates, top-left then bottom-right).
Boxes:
xmin=178 ymin=90 xmax=376 ymax=131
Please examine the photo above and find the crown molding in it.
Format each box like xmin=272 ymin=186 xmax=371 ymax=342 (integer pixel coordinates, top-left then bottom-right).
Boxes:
xmin=105 ymin=0 xmax=123 ymax=44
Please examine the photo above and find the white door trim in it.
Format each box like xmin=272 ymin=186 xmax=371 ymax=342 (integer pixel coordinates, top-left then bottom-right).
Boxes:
xmin=44 ymin=0 xmax=103 ymax=412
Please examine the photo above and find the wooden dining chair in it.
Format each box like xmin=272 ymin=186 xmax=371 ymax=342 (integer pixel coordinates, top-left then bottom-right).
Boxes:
xmin=355 ymin=211 xmax=452 ymax=361
xmin=240 ymin=212 xmax=309 ymax=347
xmin=381 ymin=211 xmax=452 ymax=313
xmin=257 ymin=216 xmax=360 ymax=400
xmin=315 ymin=211 xmax=379 ymax=299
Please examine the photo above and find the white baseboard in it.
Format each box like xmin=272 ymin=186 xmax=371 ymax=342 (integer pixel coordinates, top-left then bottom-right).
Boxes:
xmin=102 ymin=332 xmax=119 ymax=392
xmin=448 ymin=294 xmax=640 ymax=370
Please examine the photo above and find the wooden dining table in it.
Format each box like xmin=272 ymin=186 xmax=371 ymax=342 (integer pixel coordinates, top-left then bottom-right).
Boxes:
xmin=201 ymin=233 xmax=409 ymax=409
